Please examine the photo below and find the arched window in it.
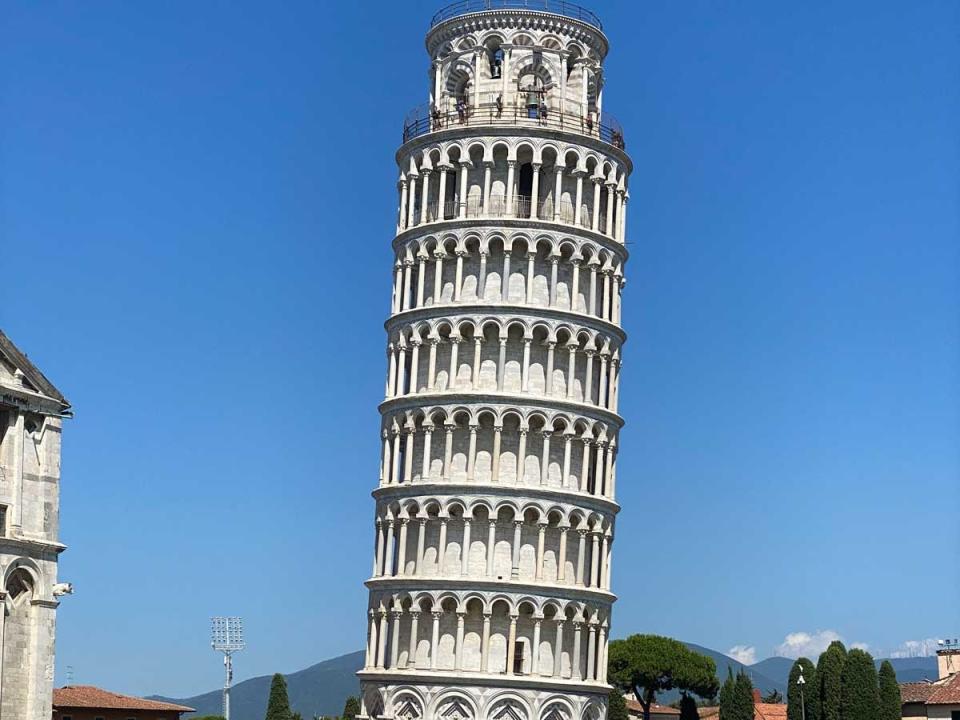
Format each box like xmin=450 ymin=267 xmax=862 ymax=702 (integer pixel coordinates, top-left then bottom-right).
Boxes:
xmin=6 ymin=567 xmax=34 ymax=606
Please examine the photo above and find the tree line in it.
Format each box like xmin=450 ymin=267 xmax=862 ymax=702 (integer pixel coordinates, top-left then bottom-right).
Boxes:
xmin=607 ymin=634 xmax=903 ymax=720
xmin=785 ymin=641 xmax=901 ymax=720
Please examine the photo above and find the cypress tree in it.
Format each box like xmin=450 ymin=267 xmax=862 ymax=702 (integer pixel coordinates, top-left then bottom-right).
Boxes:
xmin=787 ymin=658 xmax=818 ymax=720
xmin=608 ymin=690 xmax=630 ymax=720
xmin=342 ymin=696 xmax=361 ymax=720
xmin=733 ymin=670 xmax=755 ymax=720
xmin=879 ymin=660 xmax=902 ymax=720
xmin=840 ymin=649 xmax=880 ymax=720
xmin=265 ymin=673 xmax=292 ymax=720
xmin=679 ymin=693 xmax=700 ymax=720
xmin=817 ymin=641 xmax=846 ymax=720
xmin=719 ymin=667 xmax=736 ymax=720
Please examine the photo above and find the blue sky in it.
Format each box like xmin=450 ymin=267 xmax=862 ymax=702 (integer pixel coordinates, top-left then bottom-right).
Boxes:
xmin=2 ymin=0 xmax=958 ymax=697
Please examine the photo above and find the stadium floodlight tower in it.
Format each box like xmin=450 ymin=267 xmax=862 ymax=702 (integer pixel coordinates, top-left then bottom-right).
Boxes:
xmin=360 ymin=2 xmax=631 ymax=720
xmin=211 ymin=616 xmax=245 ymax=720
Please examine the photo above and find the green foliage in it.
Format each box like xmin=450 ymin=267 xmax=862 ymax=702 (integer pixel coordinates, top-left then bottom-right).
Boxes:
xmin=817 ymin=641 xmax=847 ymax=720
xmin=608 ymin=634 xmax=720 ymax=720
xmin=879 ymin=660 xmax=902 ymax=720
xmin=763 ymin=690 xmax=783 ymax=704
xmin=719 ymin=667 xmax=735 ymax=720
xmin=343 ymin=695 xmax=361 ymax=720
xmin=265 ymin=673 xmax=293 ymax=720
xmin=732 ymin=670 xmax=755 ymax=720
xmin=841 ymin=649 xmax=879 ymax=720
xmin=608 ymin=690 xmax=630 ymax=720
xmin=292 ymin=713 xmax=303 ymax=720
xmin=679 ymin=693 xmax=700 ymax=720
xmin=787 ymin=657 xmax=818 ymax=720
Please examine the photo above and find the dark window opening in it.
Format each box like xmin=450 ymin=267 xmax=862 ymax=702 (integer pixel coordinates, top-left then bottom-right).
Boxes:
xmin=513 ymin=641 xmax=525 ymax=674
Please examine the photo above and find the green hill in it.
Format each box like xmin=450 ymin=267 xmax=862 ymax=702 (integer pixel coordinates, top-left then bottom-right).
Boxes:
xmin=152 ymin=650 xmax=363 ymax=720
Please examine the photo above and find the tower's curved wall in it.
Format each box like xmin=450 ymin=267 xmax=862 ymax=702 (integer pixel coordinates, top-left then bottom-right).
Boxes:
xmin=359 ymin=6 xmax=630 ymax=720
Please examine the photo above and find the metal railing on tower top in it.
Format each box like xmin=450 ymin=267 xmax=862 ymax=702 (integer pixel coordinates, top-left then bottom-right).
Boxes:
xmin=403 ymin=101 xmax=625 ymax=150
xmin=430 ymin=0 xmax=603 ymax=30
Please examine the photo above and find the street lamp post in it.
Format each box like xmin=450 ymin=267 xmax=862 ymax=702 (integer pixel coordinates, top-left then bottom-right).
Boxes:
xmin=798 ymin=671 xmax=806 ymax=720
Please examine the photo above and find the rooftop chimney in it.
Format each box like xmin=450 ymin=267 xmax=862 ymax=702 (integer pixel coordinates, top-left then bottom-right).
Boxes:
xmin=937 ymin=647 xmax=959 ymax=681
xmin=753 ymin=688 xmax=762 ymax=705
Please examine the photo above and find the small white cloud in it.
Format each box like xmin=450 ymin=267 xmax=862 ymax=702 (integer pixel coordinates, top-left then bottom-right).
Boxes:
xmin=728 ymin=645 xmax=757 ymax=665
xmin=851 ymin=642 xmax=870 ymax=651
xmin=775 ymin=630 xmax=845 ymax=659
xmin=890 ymin=639 xmax=940 ymax=658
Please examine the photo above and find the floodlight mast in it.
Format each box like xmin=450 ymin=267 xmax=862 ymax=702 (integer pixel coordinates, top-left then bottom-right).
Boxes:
xmin=211 ymin=617 xmax=245 ymax=720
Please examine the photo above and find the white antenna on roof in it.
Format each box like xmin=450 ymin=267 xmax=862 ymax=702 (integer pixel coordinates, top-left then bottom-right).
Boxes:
xmin=211 ymin=617 xmax=245 ymax=720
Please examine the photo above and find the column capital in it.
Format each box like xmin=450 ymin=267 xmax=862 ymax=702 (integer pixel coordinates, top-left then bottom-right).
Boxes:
xmin=432 ymin=610 xmax=443 ymax=620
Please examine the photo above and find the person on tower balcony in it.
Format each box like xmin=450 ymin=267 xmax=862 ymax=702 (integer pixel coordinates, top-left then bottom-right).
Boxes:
xmin=456 ymin=97 xmax=467 ymax=124
xmin=495 ymin=92 xmax=503 ymax=118
xmin=539 ymin=100 xmax=549 ymax=126
xmin=431 ymin=103 xmax=442 ymax=131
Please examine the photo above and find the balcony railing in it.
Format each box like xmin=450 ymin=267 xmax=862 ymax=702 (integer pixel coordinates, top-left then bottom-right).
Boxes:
xmin=406 ymin=194 xmax=606 ymax=234
xmin=402 ymin=102 xmax=625 ymax=150
xmin=430 ymin=0 xmax=603 ymax=30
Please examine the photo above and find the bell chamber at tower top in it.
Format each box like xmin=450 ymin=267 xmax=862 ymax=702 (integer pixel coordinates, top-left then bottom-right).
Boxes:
xmin=402 ymin=1 xmax=625 ymax=150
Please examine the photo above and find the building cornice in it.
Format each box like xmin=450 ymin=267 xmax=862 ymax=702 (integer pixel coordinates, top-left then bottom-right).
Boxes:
xmin=358 ymin=667 xmax=611 ymax=693
xmin=392 ymin=217 xmax=630 ymax=263
xmin=371 ymin=480 xmax=620 ymax=516
xmin=385 ymin=304 xmax=626 ymax=345
xmin=364 ymin=575 xmax=616 ymax=606
xmin=425 ymin=10 xmax=609 ymax=62
xmin=379 ymin=391 xmax=624 ymax=429
xmin=397 ymin=124 xmax=631 ymax=174
xmin=0 ymin=535 xmax=66 ymax=556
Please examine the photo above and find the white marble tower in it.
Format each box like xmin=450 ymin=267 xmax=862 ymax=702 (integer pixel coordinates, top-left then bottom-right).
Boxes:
xmin=359 ymin=3 xmax=630 ymax=720
xmin=0 ymin=331 xmax=71 ymax=720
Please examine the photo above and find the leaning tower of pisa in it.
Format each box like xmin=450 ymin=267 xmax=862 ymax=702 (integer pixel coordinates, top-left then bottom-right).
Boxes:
xmin=360 ymin=4 xmax=630 ymax=720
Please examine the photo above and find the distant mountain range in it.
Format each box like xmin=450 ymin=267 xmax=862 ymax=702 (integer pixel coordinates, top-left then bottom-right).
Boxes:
xmin=152 ymin=645 xmax=939 ymax=719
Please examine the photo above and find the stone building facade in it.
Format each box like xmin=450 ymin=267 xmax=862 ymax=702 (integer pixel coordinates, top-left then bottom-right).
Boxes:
xmin=0 ymin=330 xmax=71 ymax=719
xmin=358 ymin=4 xmax=630 ymax=720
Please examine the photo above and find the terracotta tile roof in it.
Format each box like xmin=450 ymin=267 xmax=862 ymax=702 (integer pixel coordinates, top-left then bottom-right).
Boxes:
xmin=900 ymin=681 xmax=937 ymax=704
xmin=624 ymin=697 xmax=682 ymax=716
xmin=53 ymin=686 xmax=194 ymax=712
xmin=927 ymin=673 xmax=960 ymax=705
xmin=754 ymin=703 xmax=788 ymax=720
xmin=688 ymin=703 xmax=785 ymax=720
